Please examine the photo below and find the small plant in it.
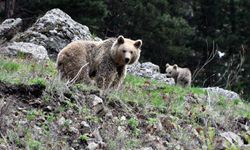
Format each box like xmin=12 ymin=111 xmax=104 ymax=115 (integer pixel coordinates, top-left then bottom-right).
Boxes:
xmin=128 ymin=118 xmax=139 ymax=129
xmin=147 ymin=118 xmax=158 ymax=125
xmin=128 ymin=117 xmax=141 ymax=137
xmin=29 ymin=77 xmax=46 ymax=86
xmin=79 ymin=134 xmax=89 ymax=142
xmin=46 ymin=114 xmax=55 ymax=123
xmin=63 ymin=119 xmax=72 ymax=128
xmin=28 ymin=139 xmax=43 ymax=150
xmin=1 ymin=61 xmax=20 ymax=72
xmin=17 ymin=51 xmax=30 ymax=59
xmin=207 ymin=127 xmax=215 ymax=150
xmin=26 ymin=110 xmax=37 ymax=121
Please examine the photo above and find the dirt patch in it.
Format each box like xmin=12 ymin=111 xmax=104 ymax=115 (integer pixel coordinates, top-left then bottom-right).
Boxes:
xmin=0 ymin=81 xmax=45 ymax=99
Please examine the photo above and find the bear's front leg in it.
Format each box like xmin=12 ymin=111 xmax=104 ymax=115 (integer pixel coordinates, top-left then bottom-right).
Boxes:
xmin=95 ymin=72 xmax=116 ymax=89
xmin=111 ymin=66 xmax=126 ymax=89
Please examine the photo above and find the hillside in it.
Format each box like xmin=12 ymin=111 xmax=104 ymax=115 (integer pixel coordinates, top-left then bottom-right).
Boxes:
xmin=0 ymin=55 xmax=249 ymax=150
xmin=0 ymin=8 xmax=249 ymax=150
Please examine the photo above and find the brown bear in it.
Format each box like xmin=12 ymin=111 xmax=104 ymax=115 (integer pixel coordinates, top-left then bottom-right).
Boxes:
xmin=165 ymin=64 xmax=191 ymax=87
xmin=56 ymin=35 xmax=142 ymax=89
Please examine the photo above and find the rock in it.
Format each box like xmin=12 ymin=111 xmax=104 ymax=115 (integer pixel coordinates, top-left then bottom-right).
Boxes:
xmin=0 ymin=42 xmax=48 ymax=60
xmin=0 ymin=18 xmax=22 ymax=43
xmin=159 ymin=116 xmax=176 ymax=133
xmin=0 ymin=144 xmax=7 ymax=150
xmin=69 ymin=126 xmax=79 ymax=134
xmin=241 ymin=144 xmax=250 ymax=150
xmin=141 ymin=62 xmax=160 ymax=72
xmin=104 ymin=111 xmax=113 ymax=120
xmin=80 ymin=121 xmax=91 ymax=133
xmin=92 ymin=128 xmax=103 ymax=143
xmin=127 ymin=62 xmax=175 ymax=85
xmin=143 ymin=134 xmax=166 ymax=150
xmin=205 ymin=87 xmax=240 ymax=101
xmin=220 ymin=131 xmax=244 ymax=146
xmin=58 ymin=117 xmax=66 ymax=126
xmin=12 ymin=8 xmax=93 ymax=58
xmin=87 ymin=95 xmax=107 ymax=117
xmin=92 ymin=95 xmax=103 ymax=106
xmin=140 ymin=147 xmax=154 ymax=150
xmin=86 ymin=141 xmax=99 ymax=150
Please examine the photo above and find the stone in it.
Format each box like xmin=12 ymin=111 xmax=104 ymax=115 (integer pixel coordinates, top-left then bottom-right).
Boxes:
xmin=0 ymin=18 xmax=22 ymax=43
xmin=87 ymin=95 xmax=107 ymax=117
xmin=127 ymin=62 xmax=175 ymax=85
xmin=80 ymin=121 xmax=91 ymax=133
xmin=69 ymin=126 xmax=79 ymax=134
xmin=220 ymin=131 xmax=244 ymax=146
xmin=0 ymin=42 xmax=48 ymax=60
xmin=12 ymin=9 xmax=93 ymax=58
xmin=58 ymin=117 xmax=66 ymax=126
xmin=0 ymin=144 xmax=7 ymax=150
xmin=205 ymin=87 xmax=240 ymax=101
xmin=86 ymin=142 xmax=98 ymax=150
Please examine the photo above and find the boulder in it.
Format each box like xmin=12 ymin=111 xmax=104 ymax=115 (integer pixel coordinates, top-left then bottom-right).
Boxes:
xmin=204 ymin=87 xmax=240 ymax=101
xmin=0 ymin=18 xmax=22 ymax=44
xmin=0 ymin=42 xmax=48 ymax=60
xmin=12 ymin=8 xmax=93 ymax=58
xmin=127 ymin=62 xmax=175 ymax=85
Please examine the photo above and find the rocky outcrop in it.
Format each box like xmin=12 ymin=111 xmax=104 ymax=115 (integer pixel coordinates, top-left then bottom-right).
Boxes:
xmin=205 ymin=87 xmax=240 ymax=101
xmin=0 ymin=18 xmax=22 ymax=44
xmin=12 ymin=8 xmax=93 ymax=58
xmin=128 ymin=62 xmax=175 ymax=85
xmin=0 ymin=42 xmax=48 ymax=60
xmin=128 ymin=61 xmax=241 ymax=100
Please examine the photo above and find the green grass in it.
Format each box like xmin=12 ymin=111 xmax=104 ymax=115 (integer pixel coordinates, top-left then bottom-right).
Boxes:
xmin=0 ymin=56 xmax=249 ymax=149
xmin=0 ymin=56 xmax=57 ymax=85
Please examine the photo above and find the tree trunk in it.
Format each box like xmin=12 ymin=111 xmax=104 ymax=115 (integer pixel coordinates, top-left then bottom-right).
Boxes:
xmin=5 ymin=0 xmax=16 ymax=18
xmin=230 ymin=0 xmax=236 ymax=33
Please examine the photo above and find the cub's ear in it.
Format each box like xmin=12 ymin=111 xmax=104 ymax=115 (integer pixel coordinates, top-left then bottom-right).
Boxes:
xmin=173 ymin=64 xmax=178 ymax=70
xmin=117 ymin=35 xmax=125 ymax=44
xmin=166 ymin=63 xmax=170 ymax=68
xmin=134 ymin=40 xmax=142 ymax=49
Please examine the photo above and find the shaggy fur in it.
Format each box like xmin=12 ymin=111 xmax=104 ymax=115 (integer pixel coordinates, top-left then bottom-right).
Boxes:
xmin=165 ymin=64 xmax=192 ymax=87
xmin=56 ymin=35 xmax=142 ymax=89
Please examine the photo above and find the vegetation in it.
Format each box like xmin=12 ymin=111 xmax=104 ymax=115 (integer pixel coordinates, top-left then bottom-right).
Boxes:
xmin=1 ymin=0 xmax=249 ymax=100
xmin=0 ymin=56 xmax=249 ymax=149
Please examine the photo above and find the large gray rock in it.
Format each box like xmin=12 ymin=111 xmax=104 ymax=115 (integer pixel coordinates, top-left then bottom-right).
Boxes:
xmin=204 ymin=87 xmax=240 ymax=101
xmin=12 ymin=8 xmax=93 ymax=58
xmin=127 ymin=62 xmax=175 ymax=85
xmin=0 ymin=18 xmax=22 ymax=44
xmin=0 ymin=42 xmax=48 ymax=60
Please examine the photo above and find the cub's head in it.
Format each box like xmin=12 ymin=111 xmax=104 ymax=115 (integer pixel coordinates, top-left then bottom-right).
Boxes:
xmin=111 ymin=35 xmax=142 ymax=66
xmin=165 ymin=64 xmax=179 ymax=78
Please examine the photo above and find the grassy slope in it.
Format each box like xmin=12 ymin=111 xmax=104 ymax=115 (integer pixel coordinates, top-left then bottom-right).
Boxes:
xmin=0 ymin=56 xmax=249 ymax=149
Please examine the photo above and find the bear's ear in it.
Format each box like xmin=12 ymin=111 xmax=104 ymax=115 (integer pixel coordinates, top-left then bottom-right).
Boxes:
xmin=134 ymin=40 xmax=142 ymax=49
xmin=173 ymin=64 xmax=178 ymax=70
xmin=166 ymin=63 xmax=170 ymax=68
xmin=117 ymin=35 xmax=125 ymax=44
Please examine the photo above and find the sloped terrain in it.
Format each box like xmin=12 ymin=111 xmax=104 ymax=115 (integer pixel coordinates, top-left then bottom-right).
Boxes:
xmin=0 ymin=56 xmax=249 ymax=150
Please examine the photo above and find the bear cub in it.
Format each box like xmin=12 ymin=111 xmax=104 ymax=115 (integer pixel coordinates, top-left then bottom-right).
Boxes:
xmin=56 ymin=35 xmax=142 ymax=89
xmin=165 ymin=64 xmax=192 ymax=87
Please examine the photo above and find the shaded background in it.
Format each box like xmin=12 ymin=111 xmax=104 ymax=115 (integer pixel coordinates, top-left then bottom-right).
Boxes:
xmin=1 ymin=0 xmax=249 ymax=101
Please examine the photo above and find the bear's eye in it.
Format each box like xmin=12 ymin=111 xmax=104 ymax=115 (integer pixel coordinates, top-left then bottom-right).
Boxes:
xmin=123 ymin=50 xmax=126 ymax=53
xmin=130 ymin=51 xmax=133 ymax=54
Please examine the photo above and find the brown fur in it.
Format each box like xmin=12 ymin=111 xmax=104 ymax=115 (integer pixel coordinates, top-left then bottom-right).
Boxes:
xmin=165 ymin=64 xmax=192 ymax=87
xmin=56 ymin=35 xmax=142 ymax=89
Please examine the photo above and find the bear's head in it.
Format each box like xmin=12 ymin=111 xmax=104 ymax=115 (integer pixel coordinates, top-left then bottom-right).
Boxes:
xmin=111 ymin=35 xmax=142 ymax=66
xmin=165 ymin=64 xmax=179 ymax=78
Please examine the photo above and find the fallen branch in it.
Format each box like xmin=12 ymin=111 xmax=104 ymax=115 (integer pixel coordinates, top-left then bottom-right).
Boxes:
xmin=66 ymin=63 xmax=89 ymax=87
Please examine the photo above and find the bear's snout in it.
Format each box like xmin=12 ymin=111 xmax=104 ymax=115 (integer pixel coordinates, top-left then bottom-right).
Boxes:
xmin=125 ymin=58 xmax=130 ymax=64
